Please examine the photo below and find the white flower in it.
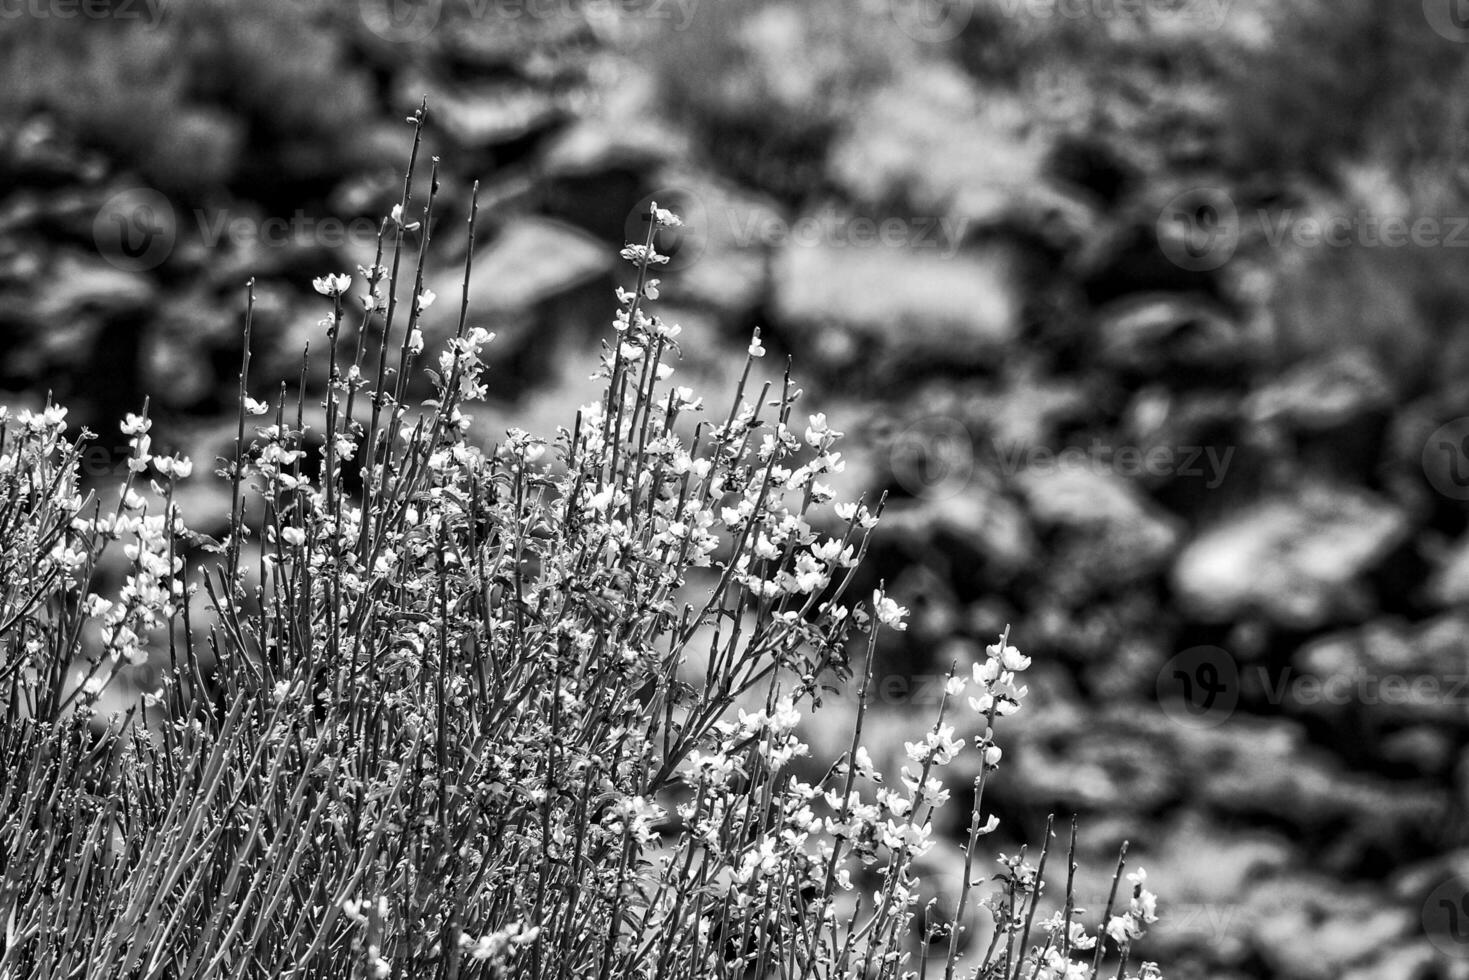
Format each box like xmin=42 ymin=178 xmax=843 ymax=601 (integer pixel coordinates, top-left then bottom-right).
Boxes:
xmin=926 ymin=724 xmax=964 ymax=764
xmin=989 ymin=639 xmax=1031 ymax=672
xmin=416 ymin=289 xmax=437 ymax=312
xmin=1106 ymin=914 xmax=1143 ymax=945
xmin=120 ymin=413 xmax=151 ymax=436
xmin=155 ymin=455 xmax=193 ymax=479
xmin=748 ymin=329 xmax=766 ymax=358
xmin=312 ymin=273 xmax=351 ymax=296
xmin=872 ymin=590 xmax=909 ymax=631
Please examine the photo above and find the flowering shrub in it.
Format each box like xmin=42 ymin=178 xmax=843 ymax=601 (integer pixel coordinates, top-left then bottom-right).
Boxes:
xmin=0 ymin=109 xmax=1162 ymax=980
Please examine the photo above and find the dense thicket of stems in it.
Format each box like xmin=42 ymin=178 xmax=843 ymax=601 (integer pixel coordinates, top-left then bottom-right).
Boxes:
xmin=0 ymin=110 xmax=1160 ymax=980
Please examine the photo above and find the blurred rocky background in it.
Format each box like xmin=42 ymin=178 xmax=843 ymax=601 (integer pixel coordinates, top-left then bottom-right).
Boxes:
xmin=5 ymin=0 xmax=1469 ymax=976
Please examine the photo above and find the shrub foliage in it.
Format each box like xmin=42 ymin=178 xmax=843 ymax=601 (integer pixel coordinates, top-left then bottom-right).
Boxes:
xmin=0 ymin=110 xmax=1160 ymax=980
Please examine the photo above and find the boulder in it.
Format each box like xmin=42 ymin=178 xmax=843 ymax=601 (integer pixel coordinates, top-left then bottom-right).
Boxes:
xmin=1245 ymin=348 xmax=1395 ymax=432
xmin=1292 ymin=613 xmax=1469 ymax=727
xmin=773 ymin=234 xmax=1022 ymax=381
xmin=416 ymin=215 xmax=612 ymax=348
xmin=1093 ymin=292 xmax=1258 ymax=377
xmin=1171 ymin=481 xmax=1409 ymax=628
xmin=827 ymin=60 xmax=1052 ymax=228
xmin=1242 ymin=872 xmax=1414 ymax=980
xmin=1016 ymin=457 xmax=1183 ymax=585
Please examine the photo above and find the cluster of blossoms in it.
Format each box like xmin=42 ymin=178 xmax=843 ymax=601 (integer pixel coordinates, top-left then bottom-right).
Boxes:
xmin=0 ymin=406 xmax=87 ymax=605
xmin=0 ymin=124 xmax=1164 ymax=980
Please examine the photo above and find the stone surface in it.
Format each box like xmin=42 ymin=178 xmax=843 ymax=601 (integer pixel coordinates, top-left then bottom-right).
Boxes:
xmin=416 ymin=215 xmax=613 ymax=352
xmin=774 ymin=235 xmax=1022 ymax=380
xmin=1016 ymin=457 xmax=1183 ymax=585
xmin=1171 ymin=481 xmax=1409 ymax=628
xmin=1245 ymin=348 xmax=1395 ymax=432
xmin=1242 ymin=873 xmax=1414 ymax=980
xmin=1094 ymin=293 xmax=1258 ymax=376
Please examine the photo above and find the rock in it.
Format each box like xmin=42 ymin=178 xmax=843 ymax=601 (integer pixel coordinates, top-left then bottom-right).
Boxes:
xmin=1292 ymin=613 xmax=1469 ymax=727
xmin=1241 ymin=872 xmax=1414 ymax=980
xmin=1168 ymin=714 xmax=1451 ymax=871
xmin=827 ymin=60 xmax=1051 ymax=227
xmin=1426 ymin=534 xmax=1469 ymax=608
xmin=1337 ymin=943 xmax=1469 ymax=980
xmin=1245 ymin=348 xmax=1395 ymax=432
xmin=539 ymin=64 xmax=686 ymax=178
xmin=1378 ymin=725 xmax=1459 ymax=776
xmin=1171 ymin=480 xmax=1409 ymax=628
xmin=415 ymin=215 xmax=612 ymax=353
xmin=877 ymin=486 xmax=1037 ymax=582
xmin=773 ymin=235 xmax=1022 ymax=381
xmin=33 ymin=252 xmax=156 ymax=319
xmin=974 ymin=368 xmax=1094 ymax=454
xmin=1015 ymin=458 xmax=1183 ymax=584
xmin=1116 ymin=387 xmax=1243 ymax=502
xmin=1093 ymin=292 xmax=1257 ymax=378
xmin=1006 ymin=703 xmax=1183 ymax=815
xmin=640 ymin=172 xmax=781 ymax=315
xmin=441 ymin=12 xmax=589 ymax=74
xmin=409 ymin=76 xmax=564 ymax=150
xmin=0 ymin=114 xmax=107 ymax=187
xmin=1137 ymin=811 xmax=1292 ymax=963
